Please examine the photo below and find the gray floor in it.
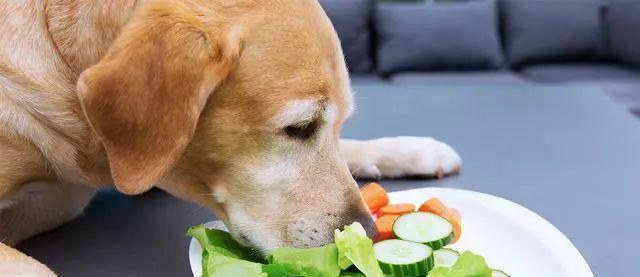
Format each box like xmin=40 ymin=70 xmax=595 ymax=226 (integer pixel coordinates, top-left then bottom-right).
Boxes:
xmin=18 ymin=84 xmax=640 ymax=276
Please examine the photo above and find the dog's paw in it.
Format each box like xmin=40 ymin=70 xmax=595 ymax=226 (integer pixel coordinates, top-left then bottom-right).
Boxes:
xmin=346 ymin=137 xmax=461 ymax=179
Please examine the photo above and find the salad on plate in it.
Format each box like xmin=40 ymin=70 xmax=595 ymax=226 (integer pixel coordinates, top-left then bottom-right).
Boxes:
xmin=188 ymin=183 xmax=510 ymax=277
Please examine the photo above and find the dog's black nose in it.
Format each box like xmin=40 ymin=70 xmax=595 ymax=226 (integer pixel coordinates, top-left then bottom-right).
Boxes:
xmin=341 ymin=213 xmax=377 ymax=239
xmin=336 ymin=208 xmax=377 ymax=240
xmin=339 ymin=201 xmax=378 ymax=240
xmin=359 ymin=215 xmax=377 ymax=240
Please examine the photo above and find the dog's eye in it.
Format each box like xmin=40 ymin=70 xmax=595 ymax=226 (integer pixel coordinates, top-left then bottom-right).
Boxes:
xmin=284 ymin=120 xmax=319 ymax=140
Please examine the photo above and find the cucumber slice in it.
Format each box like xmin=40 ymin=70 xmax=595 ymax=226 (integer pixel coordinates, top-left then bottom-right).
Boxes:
xmin=393 ymin=212 xmax=454 ymax=250
xmin=433 ymin=248 xmax=460 ymax=268
xmin=373 ymin=239 xmax=434 ymax=277
xmin=492 ymin=269 xmax=511 ymax=277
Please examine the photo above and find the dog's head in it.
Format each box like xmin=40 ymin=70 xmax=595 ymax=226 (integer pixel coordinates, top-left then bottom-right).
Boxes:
xmin=77 ymin=0 xmax=374 ymax=253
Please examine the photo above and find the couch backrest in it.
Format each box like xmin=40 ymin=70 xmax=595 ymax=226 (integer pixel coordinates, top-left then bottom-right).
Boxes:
xmin=320 ymin=0 xmax=638 ymax=75
xmin=319 ymin=0 xmax=374 ymax=74
xmin=500 ymin=0 xmax=608 ymax=68
xmin=374 ymin=0 xmax=505 ymax=76
xmin=607 ymin=0 xmax=640 ymax=69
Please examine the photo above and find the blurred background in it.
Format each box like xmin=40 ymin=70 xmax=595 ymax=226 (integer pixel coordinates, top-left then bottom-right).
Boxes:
xmin=321 ymin=0 xmax=640 ymax=116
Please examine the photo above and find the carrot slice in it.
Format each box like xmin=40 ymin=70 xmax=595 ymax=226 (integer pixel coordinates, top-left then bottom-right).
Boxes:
xmin=378 ymin=203 xmax=416 ymax=217
xmin=444 ymin=208 xmax=462 ymax=243
xmin=375 ymin=214 xmax=400 ymax=242
xmin=360 ymin=182 xmax=389 ymax=213
xmin=418 ymin=197 xmax=447 ymax=217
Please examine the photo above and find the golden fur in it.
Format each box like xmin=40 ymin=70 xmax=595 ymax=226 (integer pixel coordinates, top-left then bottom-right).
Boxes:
xmin=0 ymin=242 xmax=55 ymax=277
xmin=1 ymin=0 xmax=370 ymax=274
xmin=0 ymin=0 xmax=462 ymax=275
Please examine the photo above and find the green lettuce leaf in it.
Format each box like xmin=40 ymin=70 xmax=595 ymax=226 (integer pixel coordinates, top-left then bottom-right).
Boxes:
xmin=201 ymin=250 xmax=210 ymax=277
xmin=189 ymin=225 xmax=346 ymax=277
xmin=187 ymin=225 xmax=263 ymax=263
xmin=426 ymin=251 xmax=493 ymax=277
xmin=334 ymin=223 xmax=384 ymax=277
xmin=261 ymin=263 xmax=295 ymax=277
xmin=205 ymin=251 xmax=267 ymax=277
xmin=188 ymin=225 xmax=266 ymax=277
xmin=265 ymin=244 xmax=341 ymax=277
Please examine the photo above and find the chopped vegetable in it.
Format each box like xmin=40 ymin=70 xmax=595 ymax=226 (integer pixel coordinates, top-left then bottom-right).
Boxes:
xmin=418 ymin=198 xmax=447 ymax=216
xmin=393 ymin=212 xmax=454 ymax=250
xmin=374 ymin=215 xmax=400 ymax=242
xmin=190 ymin=222 xmax=500 ymax=277
xmin=334 ymin=222 xmax=385 ymax=277
xmin=374 ymin=239 xmax=434 ymax=277
xmin=188 ymin=225 xmax=265 ymax=277
xmin=418 ymin=198 xmax=463 ymax=244
xmin=187 ymin=225 xmax=263 ymax=263
xmin=205 ymin=252 xmax=266 ymax=277
xmin=187 ymin=183 xmax=501 ymax=277
xmin=266 ymin=244 xmax=341 ymax=277
xmin=433 ymin=248 xmax=460 ymax=268
xmin=443 ymin=208 xmax=462 ymax=243
xmin=378 ymin=203 xmax=416 ymax=217
xmin=360 ymin=183 xmax=389 ymax=213
xmin=426 ymin=251 xmax=492 ymax=277
xmin=189 ymin=225 xmax=341 ymax=277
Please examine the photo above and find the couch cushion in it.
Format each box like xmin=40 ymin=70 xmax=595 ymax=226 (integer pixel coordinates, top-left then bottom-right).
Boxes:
xmin=519 ymin=64 xmax=640 ymax=83
xmin=320 ymin=0 xmax=374 ymax=73
xmin=501 ymin=0 xmax=605 ymax=67
xmin=391 ymin=71 xmax=528 ymax=85
xmin=608 ymin=0 xmax=640 ymax=69
xmin=375 ymin=0 xmax=503 ymax=76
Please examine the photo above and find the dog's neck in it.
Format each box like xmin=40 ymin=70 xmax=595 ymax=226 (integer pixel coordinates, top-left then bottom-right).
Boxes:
xmin=32 ymin=0 xmax=142 ymax=185
xmin=45 ymin=0 xmax=140 ymax=76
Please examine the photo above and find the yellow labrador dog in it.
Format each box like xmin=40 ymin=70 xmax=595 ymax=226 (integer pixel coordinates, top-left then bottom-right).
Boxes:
xmin=0 ymin=0 xmax=461 ymax=275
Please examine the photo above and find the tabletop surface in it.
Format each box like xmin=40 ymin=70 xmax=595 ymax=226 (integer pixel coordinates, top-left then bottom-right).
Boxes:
xmin=18 ymin=84 xmax=640 ymax=276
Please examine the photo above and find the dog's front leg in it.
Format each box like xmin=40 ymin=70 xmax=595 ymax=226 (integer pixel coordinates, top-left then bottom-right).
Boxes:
xmin=0 ymin=181 xmax=94 ymax=277
xmin=0 ymin=242 xmax=56 ymax=277
xmin=340 ymin=137 xmax=462 ymax=179
xmin=0 ymin=181 xmax=96 ymax=246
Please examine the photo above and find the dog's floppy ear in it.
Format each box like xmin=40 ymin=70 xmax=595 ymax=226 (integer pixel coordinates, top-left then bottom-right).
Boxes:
xmin=77 ymin=4 xmax=242 ymax=195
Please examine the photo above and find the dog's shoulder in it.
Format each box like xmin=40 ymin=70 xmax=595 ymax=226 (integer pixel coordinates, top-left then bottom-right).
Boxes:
xmin=0 ymin=2 xmax=91 ymax=184
xmin=0 ymin=124 xmax=46 ymax=196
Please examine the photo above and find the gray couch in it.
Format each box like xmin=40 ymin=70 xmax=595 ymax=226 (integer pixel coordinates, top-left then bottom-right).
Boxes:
xmin=320 ymin=0 xmax=640 ymax=116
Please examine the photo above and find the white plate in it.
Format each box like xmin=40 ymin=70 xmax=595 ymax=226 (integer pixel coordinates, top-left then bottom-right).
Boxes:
xmin=189 ymin=187 xmax=593 ymax=277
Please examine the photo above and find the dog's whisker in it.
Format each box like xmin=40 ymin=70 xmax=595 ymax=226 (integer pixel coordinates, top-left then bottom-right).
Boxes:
xmin=188 ymin=205 xmax=206 ymax=216
xmin=249 ymin=248 xmax=261 ymax=256
xmin=350 ymin=165 xmax=365 ymax=175
xmin=364 ymin=180 xmax=377 ymax=187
